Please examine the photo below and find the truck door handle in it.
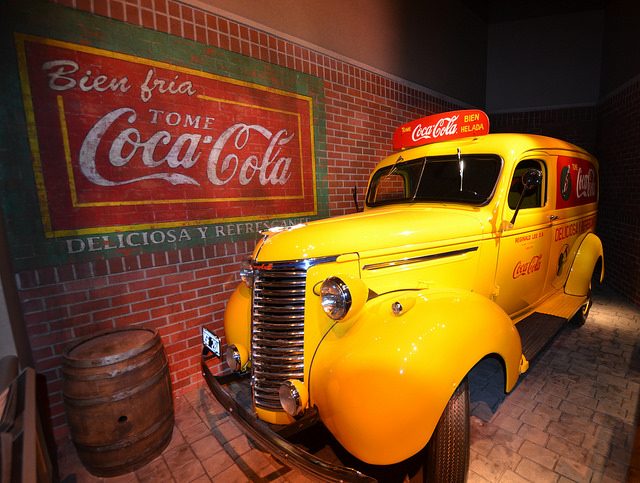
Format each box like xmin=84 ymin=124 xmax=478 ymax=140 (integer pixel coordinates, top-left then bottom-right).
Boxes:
xmin=549 ymin=215 xmax=559 ymax=221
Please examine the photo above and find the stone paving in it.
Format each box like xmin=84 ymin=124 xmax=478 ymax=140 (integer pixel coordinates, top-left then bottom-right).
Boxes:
xmin=57 ymin=384 xmax=312 ymax=483
xmin=57 ymin=285 xmax=640 ymax=482
xmin=468 ymin=285 xmax=640 ymax=482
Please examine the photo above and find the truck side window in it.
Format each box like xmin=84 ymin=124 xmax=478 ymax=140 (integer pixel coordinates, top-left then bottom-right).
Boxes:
xmin=508 ymin=160 xmax=546 ymax=209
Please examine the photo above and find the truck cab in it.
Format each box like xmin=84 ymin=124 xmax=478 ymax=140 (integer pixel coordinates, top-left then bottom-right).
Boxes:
xmin=202 ymin=109 xmax=603 ymax=482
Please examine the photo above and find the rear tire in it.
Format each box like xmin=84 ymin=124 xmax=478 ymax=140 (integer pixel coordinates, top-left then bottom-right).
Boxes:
xmin=409 ymin=379 xmax=469 ymax=482
xmin=571 ymin=288 xmax=592 ymax=327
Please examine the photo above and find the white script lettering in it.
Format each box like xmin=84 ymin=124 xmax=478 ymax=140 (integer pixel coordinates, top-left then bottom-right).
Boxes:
xmin=42 ymin=60 xmax=131 ymax=93
xmin=411 ymin=115 xmax=459 ymax=142
xmin=576 ymin=167 xmax=597 ymax=199
xmin=79 ymin=108 xmax=295 ymax=188
xmin=140 ymin=68 xmax=196 ymax=103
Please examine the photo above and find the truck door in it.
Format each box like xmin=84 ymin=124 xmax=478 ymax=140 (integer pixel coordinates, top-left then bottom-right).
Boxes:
xmin=494 ymin=157 xmax=553 ymax=317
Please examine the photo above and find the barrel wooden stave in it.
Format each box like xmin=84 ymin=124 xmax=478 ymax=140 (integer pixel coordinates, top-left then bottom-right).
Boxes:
xmin=62 ymin=328 xmax=174 ymax=477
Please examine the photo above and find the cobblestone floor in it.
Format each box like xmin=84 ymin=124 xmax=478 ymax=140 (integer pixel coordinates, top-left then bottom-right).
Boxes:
xmin=57 ymin=285 xmax=640 ymax=482
xmin=467 ymin=285 xmax=640 ymax=482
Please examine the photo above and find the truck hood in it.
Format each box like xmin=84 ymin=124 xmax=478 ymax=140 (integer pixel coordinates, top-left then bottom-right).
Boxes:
xmin=255 ymin=206 xmax=487 ymax=262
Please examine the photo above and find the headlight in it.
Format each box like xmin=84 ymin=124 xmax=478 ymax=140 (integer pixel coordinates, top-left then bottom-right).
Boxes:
xmin=225 ymin=344 xmax=248 ymax=372
xmin=320 ymin=277 xmax=352 ymax=320
xmin=279 ymin=380 xmax=307 ymax=417
xmin=239 ymin=260 xmax=254 ymax=288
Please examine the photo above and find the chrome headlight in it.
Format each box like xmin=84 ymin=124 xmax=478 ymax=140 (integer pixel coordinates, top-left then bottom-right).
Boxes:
xmin=320 ymin=277 xmax=352 ymax=320
xmin=239 ymin=260 xmax=254 ymax=288
xmin=279 ymin=380 xmax=307 ymax=417
xmin=225 ymin=344 xmax=248 ymax=372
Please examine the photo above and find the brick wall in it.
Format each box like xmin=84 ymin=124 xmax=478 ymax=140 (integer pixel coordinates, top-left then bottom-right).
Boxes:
xmin=47 ymin=0 xmax=459 ymax=219
xmin=490 ymin=106 xmax=599 ymax=154
xmin=18 ymin=242 xmax=252 ymax=433
xmin=597 ymin=78 xmax=640 ymax=306
xmin=10 ymin=0 xmax=459 ymax=439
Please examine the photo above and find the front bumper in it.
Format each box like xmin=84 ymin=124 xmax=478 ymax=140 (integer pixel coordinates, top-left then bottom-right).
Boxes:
xmin=201 ymin=354 xmax=375 ymax=482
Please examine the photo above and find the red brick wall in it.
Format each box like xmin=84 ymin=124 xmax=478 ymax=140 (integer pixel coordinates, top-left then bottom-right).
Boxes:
xmin=45 ymin=0 xmax=460 ymax=219
xmin=15 ymin=0 xmax=459 ymax=439
xmin=40 ymin=0 xmax=459 ymax=218
xmin=18 ymin=242 xmax=254 ymax=435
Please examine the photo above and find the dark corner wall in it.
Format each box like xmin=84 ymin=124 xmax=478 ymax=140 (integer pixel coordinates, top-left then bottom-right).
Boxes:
xmin=483 ymin=0 xmax=640 ymax=306
xmin=596 ymin=0 xmax=640 ymax=305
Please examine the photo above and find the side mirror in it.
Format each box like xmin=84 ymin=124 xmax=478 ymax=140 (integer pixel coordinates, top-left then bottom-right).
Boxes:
xmin=522 ymin=169 xmax=542 ymax=192
xmin=510 ymin=168 xmax=542 ymax=226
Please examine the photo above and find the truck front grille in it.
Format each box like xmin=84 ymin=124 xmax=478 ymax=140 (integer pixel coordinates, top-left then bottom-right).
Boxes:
xmin=251 ymin=263 xmax=307 ymax=411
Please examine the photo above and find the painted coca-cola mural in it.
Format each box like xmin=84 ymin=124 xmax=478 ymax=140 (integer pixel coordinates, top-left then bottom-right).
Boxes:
xmin=14 ymin=34 xmax=323 ymax=260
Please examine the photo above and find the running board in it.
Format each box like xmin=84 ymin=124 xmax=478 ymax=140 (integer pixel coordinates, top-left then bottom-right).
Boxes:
xmin=515 ymin=312 xmax=567 ymax=362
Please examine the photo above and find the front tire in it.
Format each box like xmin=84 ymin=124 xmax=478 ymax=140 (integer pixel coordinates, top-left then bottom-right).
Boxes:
xmin=414 ymin=378 xmax=470 ymax=482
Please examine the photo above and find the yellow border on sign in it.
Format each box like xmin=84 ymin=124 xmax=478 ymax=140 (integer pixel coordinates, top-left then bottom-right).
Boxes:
xmin=15 ymin=33 xmax=319 ymax=238
xmin=57 ymin=96 xmax=79 ymax=206
xmin=15 ymin=35 xmax=53 ymax=234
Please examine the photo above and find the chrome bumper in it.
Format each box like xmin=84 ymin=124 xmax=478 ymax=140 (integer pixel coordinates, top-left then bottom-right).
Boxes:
xmin=201 ymin=354 xmax=375 ymax=482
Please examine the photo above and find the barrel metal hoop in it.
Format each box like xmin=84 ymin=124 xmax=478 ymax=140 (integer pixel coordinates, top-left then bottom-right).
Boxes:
xmin=71 ymin=409 xmax=174 ymax=452
xmin=62 ymin=342 xmax=165 ymax=381
xmin=63 ymin=360 xmax=170 ymax=406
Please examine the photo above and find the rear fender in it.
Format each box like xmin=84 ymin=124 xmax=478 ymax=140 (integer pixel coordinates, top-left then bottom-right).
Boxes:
xmin=309 ymin=288 xmax=521 ymax=465
xmin=565 ymin=233 xmax=604 ymax=296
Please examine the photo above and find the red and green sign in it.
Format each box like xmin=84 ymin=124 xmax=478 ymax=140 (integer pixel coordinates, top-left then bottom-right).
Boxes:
xmin=16 ymin=34 xmax=318 ymax=239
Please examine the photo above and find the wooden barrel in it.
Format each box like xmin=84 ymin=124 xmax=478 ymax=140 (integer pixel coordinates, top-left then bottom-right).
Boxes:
xmin=62 ymin=328 xmax=174 ymax=477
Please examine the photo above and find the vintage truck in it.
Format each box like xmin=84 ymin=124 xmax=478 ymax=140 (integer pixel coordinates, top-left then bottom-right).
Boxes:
xmin=202 ymin=109 xmax=603 ymax=482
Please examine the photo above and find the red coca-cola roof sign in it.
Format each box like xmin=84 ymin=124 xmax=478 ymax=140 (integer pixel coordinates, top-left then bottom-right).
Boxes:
xmin=392 ymin=109 xmax=490 ymax=151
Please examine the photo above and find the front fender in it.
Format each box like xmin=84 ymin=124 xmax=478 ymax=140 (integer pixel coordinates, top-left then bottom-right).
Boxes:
xmin=565 ymin=233 xmax=604 ymax=296
xmin=223 ymin=283 xmax=252 ymax=357
xmin=309 ymin=288 xmax=521 ymax=465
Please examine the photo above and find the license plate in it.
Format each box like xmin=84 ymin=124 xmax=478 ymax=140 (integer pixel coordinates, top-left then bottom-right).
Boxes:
xmin=202 ymin=327 xmax=220 ymax=357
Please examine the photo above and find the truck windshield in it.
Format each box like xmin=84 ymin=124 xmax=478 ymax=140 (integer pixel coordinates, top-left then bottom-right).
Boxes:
xmin=366 ymin=154 xmax=502 ymax=207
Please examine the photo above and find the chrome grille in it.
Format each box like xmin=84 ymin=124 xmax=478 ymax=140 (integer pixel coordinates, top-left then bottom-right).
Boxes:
xmin=251 ymin=263 xmax=307 ymax=411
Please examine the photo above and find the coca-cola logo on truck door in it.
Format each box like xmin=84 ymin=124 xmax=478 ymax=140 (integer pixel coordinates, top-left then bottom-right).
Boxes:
xmin=555 ymin=156 xmax=598 ymax=209
xmin=16 ymin=34 xmax=317 ymax=238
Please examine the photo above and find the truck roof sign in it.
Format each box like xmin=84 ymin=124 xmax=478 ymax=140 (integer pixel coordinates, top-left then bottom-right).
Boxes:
xmin=392 ymin=109 xmax=490 ymax=150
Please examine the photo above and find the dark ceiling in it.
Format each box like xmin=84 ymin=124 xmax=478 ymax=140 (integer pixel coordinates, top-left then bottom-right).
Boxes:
xmin=461 ymin=0 xmax=607 ymax=23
